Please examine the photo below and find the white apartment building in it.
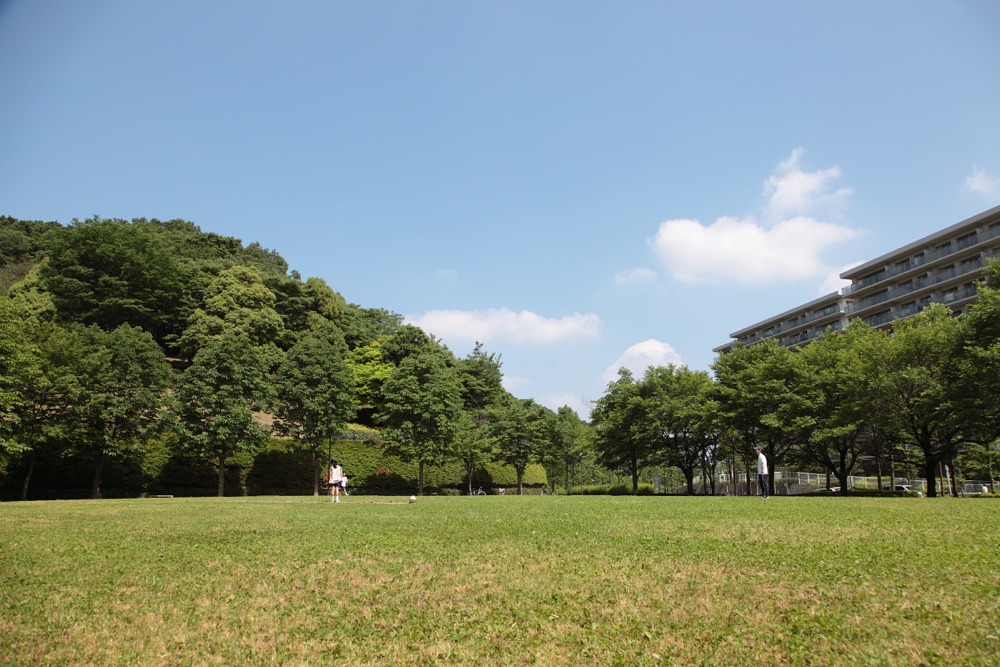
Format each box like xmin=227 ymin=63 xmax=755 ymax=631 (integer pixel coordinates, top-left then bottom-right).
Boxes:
xmin=714 ymin=203 xmax=1000 ymax=355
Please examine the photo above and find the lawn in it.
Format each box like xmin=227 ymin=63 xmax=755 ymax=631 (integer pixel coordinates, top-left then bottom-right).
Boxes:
xmin=1 ymin=495 xmax=997 ymax=666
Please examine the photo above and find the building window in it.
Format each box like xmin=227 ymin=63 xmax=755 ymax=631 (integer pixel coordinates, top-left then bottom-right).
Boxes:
xmin=938 ymin=264 xmax=957 ymax=281
xmin=863 ymin=310 xmax=894 ymax=326
xmin=957 ymin=232 xmax=978 ymax=250
xmin=857 ymin=269 xmax=886 ymax=288
xmin=959 ymin=256 xmax=982 ymax=274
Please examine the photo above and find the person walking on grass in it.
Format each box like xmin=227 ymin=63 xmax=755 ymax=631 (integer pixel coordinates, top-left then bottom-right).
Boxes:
xmin=755 ymin=446 xmax=769 ymax=499
xmin=329 ymin=459 xmax=344 ymax=503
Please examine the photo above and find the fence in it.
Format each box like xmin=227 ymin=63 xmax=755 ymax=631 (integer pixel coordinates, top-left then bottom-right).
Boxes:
xmin=694 ymin=471 xmax=992 ymax=495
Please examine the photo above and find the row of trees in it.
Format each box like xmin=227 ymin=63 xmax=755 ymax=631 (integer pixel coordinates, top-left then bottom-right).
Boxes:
xmin=591 ymin=261 xmax=1000 ymax=497
xmin=0 ymin=217 xmax=596 ymax=500
xmin=4 ymin=215 xmax=995 ymax=501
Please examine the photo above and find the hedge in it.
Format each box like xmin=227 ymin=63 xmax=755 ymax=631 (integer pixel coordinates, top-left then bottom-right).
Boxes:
xmin=310 ymin=438 xmax=546 ymax=494
xmin=0 ymin=435 xmax=547 ymax=500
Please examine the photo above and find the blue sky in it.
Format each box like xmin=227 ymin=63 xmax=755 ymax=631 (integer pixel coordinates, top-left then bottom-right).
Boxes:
xmin=2 ymin=1 xmax=999 ymax=418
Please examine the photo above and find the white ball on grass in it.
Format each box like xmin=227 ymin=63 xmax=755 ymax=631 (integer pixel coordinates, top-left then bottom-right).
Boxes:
xmin=409 ymin=495 xmax=417 ymax=503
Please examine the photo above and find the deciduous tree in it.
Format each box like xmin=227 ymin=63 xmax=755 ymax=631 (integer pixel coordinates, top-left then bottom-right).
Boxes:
xmin=40 ymin=218 xmax=185 ymax=344
xmin=490 ymin=398 xmax=551 ymax=495
xmin=175 ymin=332 xmax=273 ymax=496
xmin=273 ymin=332 xmax=356 ymax=494
xmin=712 ymin=339 xmax=797 ymax=496
xmin=640 ymin=365 xmax=715 ymax=495
xmin=879 ymin=304 xmax=970 ymax=497
xmin=791 ymin=321 xmax=881 ymax=493
xmin=377 ymin=346 xmax=464 ymax=495
xmin=76 ymin=324 xmax=172 ymax=498
xmin=591 ymin=369 xmax=650 ymax=493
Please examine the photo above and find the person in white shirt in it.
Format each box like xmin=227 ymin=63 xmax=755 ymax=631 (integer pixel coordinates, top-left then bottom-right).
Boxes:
xmin=328 ymin=459 xmax=344 ymax=503
xmin=755 ymin=446 xmax=769 ymax=499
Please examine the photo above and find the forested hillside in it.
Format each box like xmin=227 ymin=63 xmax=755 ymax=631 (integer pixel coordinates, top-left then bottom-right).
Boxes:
xmin=0 ymin=216 xmax=593 ymax=500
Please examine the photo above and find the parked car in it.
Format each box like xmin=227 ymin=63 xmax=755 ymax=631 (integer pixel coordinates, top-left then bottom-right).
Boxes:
xmin=816 ymin=486 xmax=841 ymax=493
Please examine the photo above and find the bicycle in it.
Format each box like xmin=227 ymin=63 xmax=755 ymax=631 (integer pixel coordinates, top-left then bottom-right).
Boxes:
xmin=471 ymin=487 xmax=486 ymax=496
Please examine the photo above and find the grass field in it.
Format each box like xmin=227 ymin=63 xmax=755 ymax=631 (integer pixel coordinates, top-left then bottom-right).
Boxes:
xmin=1 ymin=495 xmax=997 ymax=666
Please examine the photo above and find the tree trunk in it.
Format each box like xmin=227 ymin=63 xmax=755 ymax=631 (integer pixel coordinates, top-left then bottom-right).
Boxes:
xmin=217 ymin=455 xmax=226 ymax=497
xmin=924 ymin=457 xmax=938 ymax=498
xmin=516 ymin=467 xmax=524 ymax=495
xmin=312 ymin=449 xmax=320 ymax=496
xmin=728 ymin=454 xmax=736 ymax=496
xmin=418 ymin=461 xmax=424 ymax=496
xmin=683 ymin=468 xmax=695 ymax=495
xmin=20 ymin=450 xmax=38 ymax=501
xmin=91 ymin=450 xmax=104 ymax=499
xmin=631 ymin=454 xmax=639 ymax=493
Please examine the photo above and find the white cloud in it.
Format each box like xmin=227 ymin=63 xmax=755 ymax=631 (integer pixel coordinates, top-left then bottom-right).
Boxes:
xmin=435 ymin=268 xmax=458 ymax=280
xmin=765 ymin=147 xmax=853 ymax=219
xmin=650 ymin=150 xmax=861 ymax=285
xmin=501 ymin=373 xmax=530 ymax=393
xmin=406 ymin=308 xmax=601 ymax=345
xmin=537 ymin=392 xmax=592 ymax=419
xmin=651 ymin=215 xmax=861 ymax=285
xmin=964 ymin=166 xmax=1000 ymax=198
xmin=819 ymin=261 xmax=864 ymax=295
xmin=601 ymin=339 xmax=683 ymax=383
xmin=613 ymin=267 xmax=657 ymax=286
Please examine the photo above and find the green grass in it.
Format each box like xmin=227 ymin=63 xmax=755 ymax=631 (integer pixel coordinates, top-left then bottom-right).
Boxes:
xmin=1 ymin=495 xmax=997 ymax=666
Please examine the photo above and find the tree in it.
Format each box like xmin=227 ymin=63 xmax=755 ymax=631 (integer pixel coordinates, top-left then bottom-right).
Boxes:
xmin=0 ymin=216 xmax=61 ymax=293
xmin=956 ymin=259 xmax=1000 ymax=447
xmin=302 ymin=276 xmax=348 ymax=325
xmin=380 ymin=324 xmax=435 ymax=365
xmin=955 ymin=261 xmax=1000 ymax=491
xmin=177 ymin=264 xmax=287 ymax=359
xmin=273 ymin=332 xmax=356 ymax=495
xmin=40 ymin=218 xmax=186 ymax=345
xmin=640 ymin=365 xmax=715 ymax=495
xmin=7 ymin=262 xmax=57 ymax=321
xmin=175 ymin=332 xmax=273 ymax=496
xmin=590 ymin=369 xmax=651 ymax=493
xmin=76 ymin=324 xmax=172 ymax=499
xmin=0 ymin=298 xmax=28 ymax=459
xmin=453 ymin=411 xmax=496 ymax=495
xmin=790 ymin=321 xmax=880 ymax=494
xmin=340 ymin=305 xmax=402 ymax=350
xmin=712 ymin=339 xmax=797 ymax=496
xmin=453 ymin=342 xmax=508 ymax=493
xmin=3 ymin=320 xmax=98 ymax=500
xmin=377 ymin=346 xmax=464 ymax=495
xmin=490 ymin=398 xmax=551 ymax=495
xmin=545 ymin=406 xmax=590 ymax=492
xmin=879 ymin=304 xmax=971 ymax=497
xmin=457 ymin=342 xmax=506 ymax=412
xmin=347 ymin=336 xmax=394 ymax=426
